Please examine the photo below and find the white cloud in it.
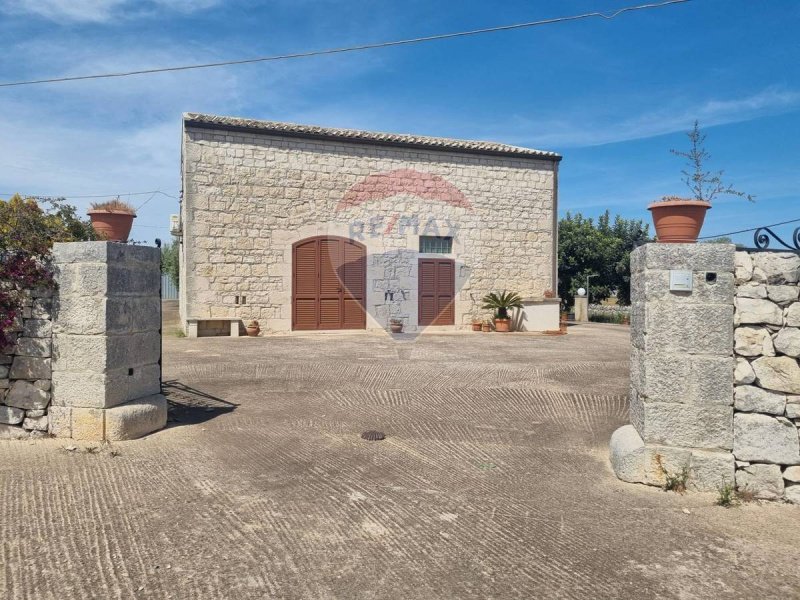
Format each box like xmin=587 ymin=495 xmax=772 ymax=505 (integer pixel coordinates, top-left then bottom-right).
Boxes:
xmin=261 ymin=86 xmax=800 ymax=155
xmin=0 ymin=0 xmax=219 ymax=22
xmin=506 ymin=87 xmax=800 ymax=149
xmin=0 ymin=34 xmax=385 ymax=242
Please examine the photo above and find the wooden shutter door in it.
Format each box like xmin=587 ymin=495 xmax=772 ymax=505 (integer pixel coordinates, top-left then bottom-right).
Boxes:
xmin=293 ymin=239 xmax=319 ymax=330
xmin=293 ymin=236 xmax=366 ymax=330
xmin=418 ymin=260 xmax=437 ymax=326
xmin=318 ymin=239 xmax=343 ymax=329
xmin=341 ymin=240 xmax=366 ymax=328
xmin=418 ymin=259 xmax=454 ymax=326
xmin=435 ymin=260 xmax=455 ymax=325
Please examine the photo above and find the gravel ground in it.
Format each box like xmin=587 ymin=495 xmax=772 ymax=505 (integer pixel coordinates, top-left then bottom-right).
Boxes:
xmin=1 ymin=308 xmax=798 ymax=599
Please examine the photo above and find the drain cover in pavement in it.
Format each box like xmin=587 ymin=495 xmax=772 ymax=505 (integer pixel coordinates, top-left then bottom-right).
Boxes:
xmin=361 ymin=430 xmax=386 ymax=441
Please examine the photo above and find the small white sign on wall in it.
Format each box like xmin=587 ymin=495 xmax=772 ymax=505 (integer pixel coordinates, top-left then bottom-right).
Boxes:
xmin=669 ymin=270 xmax=693 ymax=292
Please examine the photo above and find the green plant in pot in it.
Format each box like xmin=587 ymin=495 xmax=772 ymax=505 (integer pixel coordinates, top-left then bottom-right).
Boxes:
xmin=649 ymin=121 xmax=753 ymax=243
xmin=481 ymin=290 xmax=523 ymax=333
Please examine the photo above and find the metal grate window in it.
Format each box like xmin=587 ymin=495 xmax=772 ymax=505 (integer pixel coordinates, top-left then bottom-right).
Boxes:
xmin=419 ymin=236 xmax=453 ymax=254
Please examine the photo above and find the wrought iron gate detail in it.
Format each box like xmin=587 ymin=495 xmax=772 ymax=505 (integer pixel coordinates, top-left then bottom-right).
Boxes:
xmin=753 ymin=226 xmax=800 ymax=251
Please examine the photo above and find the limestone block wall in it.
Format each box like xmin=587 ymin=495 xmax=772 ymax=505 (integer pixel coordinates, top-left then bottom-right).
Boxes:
xmin=611 ymin=243 xmax=736 ymax=492
xmin=181 ymin=124 xmax=558 ymax=332
xmin=49 ymin=242 xmax=167 ymax=441
xmin=733 ymin=251 xmax=800 ymax=502
xmin=611 ymin=244 xmax=800 ymax=504
xmin=0 ymin=287 xmax=53 ymax=439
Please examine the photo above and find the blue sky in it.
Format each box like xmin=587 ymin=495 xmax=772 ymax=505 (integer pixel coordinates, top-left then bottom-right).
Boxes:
xmin=1 ymin=0 xmax=798 ymax=246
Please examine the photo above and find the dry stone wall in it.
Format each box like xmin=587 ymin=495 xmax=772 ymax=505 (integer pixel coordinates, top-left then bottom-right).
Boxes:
xmin=0 ymin=287 xmax=53 ymax=439
xmin=733 ymin=251 xmax=800 ymax=502
xmin=181 ymin=126 xmax=558 ymax=332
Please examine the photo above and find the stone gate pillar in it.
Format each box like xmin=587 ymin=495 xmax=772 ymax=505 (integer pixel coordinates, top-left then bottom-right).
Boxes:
xmin=610 ymin=243 xmax=736 ymax=491
xmin=573 ymin=295 xmax=588 ymax=322
xmin=48 ymin=242 xmax=167 ymax=441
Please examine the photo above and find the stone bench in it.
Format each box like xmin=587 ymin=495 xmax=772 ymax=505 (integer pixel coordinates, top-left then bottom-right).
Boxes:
xmin=186 ymin=318 xmax=243 ymax=338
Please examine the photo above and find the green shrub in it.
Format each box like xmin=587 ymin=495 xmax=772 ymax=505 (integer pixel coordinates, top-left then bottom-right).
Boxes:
xmin=588 ymin=312 xmax=627 ymax=324
xmin=716 ymin=479 xmax=737 ymax=507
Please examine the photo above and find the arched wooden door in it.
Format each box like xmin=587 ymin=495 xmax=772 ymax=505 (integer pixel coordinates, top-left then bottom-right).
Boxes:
xmin=292 ymin=236 xmax=366 ymax=330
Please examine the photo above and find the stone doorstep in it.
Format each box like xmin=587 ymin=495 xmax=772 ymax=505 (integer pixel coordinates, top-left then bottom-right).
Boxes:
xmin=50 ymin=394 xmax=167 ymax=442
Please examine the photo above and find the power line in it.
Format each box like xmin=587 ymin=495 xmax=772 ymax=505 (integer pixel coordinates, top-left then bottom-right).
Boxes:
xmin=0 ymin=0 xmax=691 ymax=89
xmin=0 ymin=190 xmax=179 ymax=200
xmin=135 ymin=191 xmax=160 ymax=211
xmin=699 ymin=217 xmax=800 ymax=240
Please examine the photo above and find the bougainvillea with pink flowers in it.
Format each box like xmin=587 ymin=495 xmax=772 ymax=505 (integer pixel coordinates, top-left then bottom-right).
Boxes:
xmin=0 ymin=195 xmax=97 ymax=349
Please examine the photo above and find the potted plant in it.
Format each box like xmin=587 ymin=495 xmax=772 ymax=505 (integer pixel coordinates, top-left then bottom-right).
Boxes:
xmin=389 ymin=318 xmax=403 ymax=334
xmin=482 ymin=290 xmax=523 ymax=333
xmin=481 ymin=319 xmax=492 ymax=332
xmin=471 ymin=319 xmax=482 ymax=332
xmin=87 ymin=198 xmax=137 ymax=242
xmin=245 ymin=320 xmax=260 ymax=336
xmin=649 ymin=121 xmax=753 ymax=243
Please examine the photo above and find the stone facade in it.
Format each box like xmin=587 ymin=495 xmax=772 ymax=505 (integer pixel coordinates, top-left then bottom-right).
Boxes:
xmin=0 ymin=287 xmax=53 ymax=439
xmin=610 ymin=244 xmax=800 ymax=503
xmin=732 ymin=251 xmax=800 ymax=500
xmin=180 ymin=113 xmax=560 ymax=333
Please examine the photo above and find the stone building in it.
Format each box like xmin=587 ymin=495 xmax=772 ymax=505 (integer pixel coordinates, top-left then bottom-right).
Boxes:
xmin=179 ymin=113 xmax=561 ymax=335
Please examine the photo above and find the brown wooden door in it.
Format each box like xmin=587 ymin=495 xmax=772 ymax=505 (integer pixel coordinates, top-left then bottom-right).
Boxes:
xmin=293 ymin=236 xmax=366 ymax=330
xmin=418 ymin=259 xmax=455 ymax=326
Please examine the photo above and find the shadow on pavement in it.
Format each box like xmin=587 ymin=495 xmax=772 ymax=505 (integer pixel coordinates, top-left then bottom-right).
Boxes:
xmin=162 ymin=380 xmax=238 ymax=427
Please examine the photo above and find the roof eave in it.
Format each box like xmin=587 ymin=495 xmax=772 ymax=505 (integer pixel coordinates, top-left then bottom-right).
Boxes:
xmin=183 ymin=116 xmax=562 ymax=162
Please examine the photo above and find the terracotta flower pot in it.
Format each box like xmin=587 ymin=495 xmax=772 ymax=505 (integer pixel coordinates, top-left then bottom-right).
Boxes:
xmin=471 ymin=322 xmax=482 ymax=332
xmin=481 ymin=323 xmax=491 ymax=332
xmin=647 ymin=199 xmax=711 ymax=243
xmin=245 ymin=325 xmax=260 ymax=337
xmin=494 ymin=318 xmax=511 ymax=333
xmin=389 ymin=323 xmax=403 ymax=333
xmin=87 ymin=209 xmax=136 ymax=242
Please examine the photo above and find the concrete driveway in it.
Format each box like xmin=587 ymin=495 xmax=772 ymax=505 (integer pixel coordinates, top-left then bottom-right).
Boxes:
xmin=2 ymin=321 xmax=799 ymax=599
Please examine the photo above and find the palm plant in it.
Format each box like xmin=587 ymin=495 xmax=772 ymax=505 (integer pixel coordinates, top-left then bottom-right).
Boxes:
xmin=481 ymin=290 xmax=523 ymax=320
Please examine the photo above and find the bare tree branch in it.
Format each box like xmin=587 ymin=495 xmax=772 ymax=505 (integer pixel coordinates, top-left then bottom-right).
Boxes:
xmin=669 ymin=120 xmax=754 ymax=203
